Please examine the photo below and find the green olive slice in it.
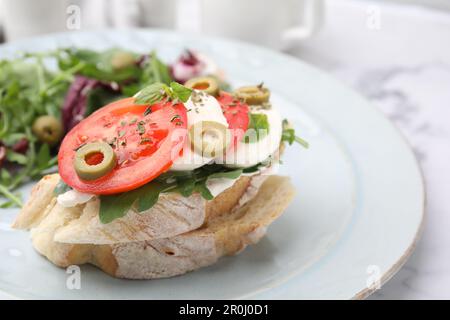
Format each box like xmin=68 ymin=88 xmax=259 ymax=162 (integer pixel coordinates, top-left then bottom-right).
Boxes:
xmin=74 ymin=142 xmax=117 ymax=181
xmin=32 ymin=115 xmax=63 ymax=146
xmin=189 ymin=121 xmax=231 ymax=158
xmin=185 ymin=76 xmax=219 ymax=96
xmin=234 ymin=85 xmax=270 ymax=105
xmin=111 ymin=51 xmax=136 ymax=70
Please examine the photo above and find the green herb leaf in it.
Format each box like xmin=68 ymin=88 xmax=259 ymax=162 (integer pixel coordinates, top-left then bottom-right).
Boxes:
xmin=243 ymin=113 xmax=270 ymax=143
xmin=136 ymin=181 xmax=172 ymax=211
xmin=36 ymin=143 xmax=51 ymax=168
xmin=0 ymin=169 xmax=12 ymax=186
xmin=137 ymin=122 xmax=146 ymax=135
xmin=6 ymin=150 xmax=28 ymax=165
xmin=98 ymin=164 xmax=253 ymax=223
xmin=134 ymin=82 xmax=167 ymax=105
xmin=99 ymin=191 xmax=140 ymax=224
xmin=99 ymin=179 xmax=172 ymax=223
xmin=170 ymin=82 xmax=192 ymax=103
xmin=150 ymin=51 xmax=172 ymax=85
xmin=134 ymin=81 xmax=192 ymax=106
xmin=207 ymin=169 xmax=243 ymax=181
xmin=173 ymin=179 xmax=196 ymax=197
xmin=281 ymin=119 xmax=309 ymax=148
xmin=194 ymin=182 xmax=214 ymax=200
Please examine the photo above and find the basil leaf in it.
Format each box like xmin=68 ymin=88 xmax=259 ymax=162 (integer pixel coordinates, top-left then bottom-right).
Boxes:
xmin=170 ymin=82 xmax=192 ymax=103
xmin=134 ymin=82 xmax=168 ymax=105
xmin=244 ymin=113 xmax=269 ymax=143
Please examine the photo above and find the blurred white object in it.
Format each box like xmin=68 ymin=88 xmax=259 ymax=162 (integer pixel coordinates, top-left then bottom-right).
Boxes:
xmin=82 ymin=0 xmax=176 ymax=29
xmin=139 ymin=0 xmax=176 ymax=28
xmin=0 ymin=0 xmax=176 ymax=42
xmin=1 ymin=0 xmax=69 ymax=41
xmin=197 ymin=0 xmax=324 ymax=50
xmin=0 ymin=0 xmax=4 ymax=41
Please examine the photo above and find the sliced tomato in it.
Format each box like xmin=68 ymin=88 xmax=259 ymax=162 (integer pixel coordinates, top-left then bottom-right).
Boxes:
xmin=217 ymin=92 xmax=249 ymax=144
xmin=58 ymin=97 xmax=187 ymax=195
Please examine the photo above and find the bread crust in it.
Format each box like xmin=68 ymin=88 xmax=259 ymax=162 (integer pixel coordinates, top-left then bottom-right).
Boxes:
xmin=13 ymin=173 xmax=257 ymax=244
xmin=12 ymin=174 xmax=294 ymax=279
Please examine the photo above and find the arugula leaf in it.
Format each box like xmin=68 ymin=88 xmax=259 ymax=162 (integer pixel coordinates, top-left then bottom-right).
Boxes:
xmin=85 ymin=87 xmax=124 ymax=116
xmin=173 ymin=179 xmax=196 ymax=197
xmin=244 ymin=113 xmax=269 ymax=143
xmin=99 ymin=191 xmax=141 ymax=224
xmin=0 ymin=169 xmax=12 ymax=186
xmin=207 ymin=169 xmax=243 ymax=180
xmin=57 ymin=48 xmax=141 ymax=83
xmin=281 ymin=119 xmax=309 ymax=148
xmin=149 ymin=51 xmax=172 ymax=85
xmin=136 ymin=181 xmax=172 ymax=212
xmin=0 ymin=184 xmax=22 ymax=207
xmin=99 ymin=180 xmax=173 ymax=223
xmin=6 ymin=150 xmax=28 ymax=165
xmin=98 ymin=164 xmax=256 ymax=224
xmin=193 ymin=182 xmax=214 ymax=201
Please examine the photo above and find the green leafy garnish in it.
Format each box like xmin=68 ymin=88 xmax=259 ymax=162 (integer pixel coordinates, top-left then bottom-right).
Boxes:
xmin=0 ymin=54 xmax=71 ymax=207
xmin=98 ymin=163 xmax=263 ymax=224
xmin=57 ymin=48 xmax=141 ymax=83
xmin=208 ymin=169 xmax=243 ymax=180
xmin=134 ymin=82 xmax=192 ymax=105
xmin=243 ymin=113 xmax=270 ymax=143
xmin=170 ymin=81 xmax=193 ymax=102
xmin=281 ymin=119 xmax=309 ymax=148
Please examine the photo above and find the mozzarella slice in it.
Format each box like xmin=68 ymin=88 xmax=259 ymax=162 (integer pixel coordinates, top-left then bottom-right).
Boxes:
xmin=220 ymin=106 xmax=282 ymax=168
xmin=57 ymin=189 xmax=94 ymax=208
xmin=171 ymin=91 xmax=228 ymax=171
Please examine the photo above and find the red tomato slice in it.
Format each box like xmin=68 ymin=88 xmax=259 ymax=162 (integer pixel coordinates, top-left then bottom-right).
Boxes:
xmin=217 ymin=92 xmax=249 ymax=145
xmin=58 ymin=97 xmax=187 ymax=195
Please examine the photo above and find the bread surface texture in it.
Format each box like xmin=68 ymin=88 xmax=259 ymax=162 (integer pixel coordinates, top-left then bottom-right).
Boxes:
xmin=12 ymin=174 xmax=295 ymax=279
xmin=13 ymin=173 xmax=255 ymax=244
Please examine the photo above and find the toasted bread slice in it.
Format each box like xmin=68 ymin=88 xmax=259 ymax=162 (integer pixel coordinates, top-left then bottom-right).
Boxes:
xmin=23 ymin=176 xmax=295 ymax=279
xmin=13 ymin=173 xmax=267 ymax=244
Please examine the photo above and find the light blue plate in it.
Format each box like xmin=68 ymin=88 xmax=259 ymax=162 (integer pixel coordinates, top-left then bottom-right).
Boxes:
xmin=0 ymin=30 xmax=424 ymax=300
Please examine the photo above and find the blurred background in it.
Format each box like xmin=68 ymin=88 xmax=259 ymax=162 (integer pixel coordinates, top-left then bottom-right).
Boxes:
xmin=0 ymin=0 xmax=449 ymax=299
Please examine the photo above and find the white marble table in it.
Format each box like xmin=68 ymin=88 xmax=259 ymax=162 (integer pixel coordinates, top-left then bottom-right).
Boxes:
xmin=288 ymin=0 xmax=450 ymax=299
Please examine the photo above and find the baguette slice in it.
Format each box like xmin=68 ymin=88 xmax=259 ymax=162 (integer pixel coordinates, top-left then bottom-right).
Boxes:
xmin=26 ymin=175 xmax=295 ymax=279
xmin=12 ymin=173 xmax=266 ymax=244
